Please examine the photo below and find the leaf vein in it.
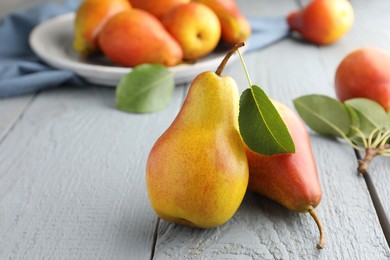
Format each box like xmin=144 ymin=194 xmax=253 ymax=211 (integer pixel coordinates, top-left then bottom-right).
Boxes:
xmin=251 ymin=88 xmax=289 ymax=151
xmin=296 ymin=102 xmax=347 ymax=138
xmin=125 ymin=73 xmax=173 ymax=103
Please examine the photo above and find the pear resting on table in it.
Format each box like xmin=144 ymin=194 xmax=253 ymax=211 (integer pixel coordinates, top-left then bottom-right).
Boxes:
xmin=246 ymin=100 xmax=324 ymax=249
xmin=146 ymin=43 xmax=325 ymax=249
xmin=73 ymin=0 xmax=251 ymax=66
xmin=287 ymin=0 xmax=354 ymax=45
xmin=146 ymin=44 xmax=249 ymax=228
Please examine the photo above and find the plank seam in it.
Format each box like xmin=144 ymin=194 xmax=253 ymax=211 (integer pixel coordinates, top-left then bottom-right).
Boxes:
xmin=354 ymin=149 xmax=390 ymax=248
xmin=0 ymin=92 xmax=38 ymax=146
xmin=150 ymin=218 xmax=160 ymax=260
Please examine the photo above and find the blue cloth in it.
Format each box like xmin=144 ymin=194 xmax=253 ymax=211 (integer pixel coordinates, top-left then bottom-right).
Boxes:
xmin=0 ymin=1 xmax=289 ymax=98
xmin=247 ymin=17 xmax=289 ymax=52
xmin=0 ymin=0 xmax=83 ymax=98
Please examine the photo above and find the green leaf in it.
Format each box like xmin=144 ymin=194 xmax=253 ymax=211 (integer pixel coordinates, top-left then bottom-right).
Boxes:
xmin=116 ymin=64 xmax=174 ymax=113
xmin=345 ymin=98 xmax=387 ymax=136
xmin=239 ymin=85 xmax=295 ymax=155
xmin=345 ymin=104 xmax=366 ymax=145
xmin=293 ymin=95 xmax=351 ymax=138
xmin=344 ymin=104 xmax=360 ymax=137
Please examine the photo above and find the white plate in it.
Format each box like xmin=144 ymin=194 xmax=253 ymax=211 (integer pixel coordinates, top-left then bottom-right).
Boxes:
xmin=29 ymin=13 xmax=245 ymax=86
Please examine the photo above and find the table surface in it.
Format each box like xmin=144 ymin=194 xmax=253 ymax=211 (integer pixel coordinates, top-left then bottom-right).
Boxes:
xmin=1 ymin=0 xmax=390 ymax=259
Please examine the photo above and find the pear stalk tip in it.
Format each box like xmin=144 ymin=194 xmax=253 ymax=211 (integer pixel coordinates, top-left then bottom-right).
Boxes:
xmin=215 ymin=42 xmax=245 ymax=76
xmin=308 ymin=206 xmax=325 ymax=249
xmin=358 ymin=148 xmax=378 ymax=175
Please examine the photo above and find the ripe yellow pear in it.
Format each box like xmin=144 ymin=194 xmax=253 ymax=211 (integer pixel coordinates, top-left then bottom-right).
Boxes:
xmin=146 ymin=44 xmax=248 ymax=228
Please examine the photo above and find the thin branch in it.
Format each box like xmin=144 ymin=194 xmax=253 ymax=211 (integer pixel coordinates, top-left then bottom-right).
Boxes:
xmin=343 ymin=136 xmax=364 ymax=151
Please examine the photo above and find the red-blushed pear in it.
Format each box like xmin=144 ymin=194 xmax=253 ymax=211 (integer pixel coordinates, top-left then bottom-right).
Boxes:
xmin=73 ymin=0 xmax=131 ymax=56
xmin=287 ymin=0 xmax=354 ymax=45
xmin=98 ymin=9 xmax=183 ymax=67
xmin=146 ymin=44 xmax=248 ymax=228
xmin=128 ymin=0 xmax=190 ymax=19
xmin=246 ymin=100 xmax=325 ymax=249
xmin=162 ymin=2 xmax=221 ymax=61
xmin=193 ymin=0 xmax=251 ymax=45
xmin=335 ymin=47 xmax=390 ymax=111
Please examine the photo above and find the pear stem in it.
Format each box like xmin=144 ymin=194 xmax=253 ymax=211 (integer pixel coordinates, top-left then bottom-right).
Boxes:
xmin=237 ymin=49 xmax=252 ymax=87
xmin=215 ymin=42 xmax=245 ymax=76
xmin=358 ymin=148 xmax=378 ymax=174
xmin=308 ymin=206 xmax=325 ymax=249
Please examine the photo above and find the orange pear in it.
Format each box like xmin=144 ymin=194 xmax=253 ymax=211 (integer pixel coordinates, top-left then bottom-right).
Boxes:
xmin=129 ymin=0 xmax=190 ymax=19
xmin=193 ymin=0 xmax=251 ymax=45
xmin=98 ymin=9 xmax=183 ymax=67
xmin=73 ymin=0 xmax=131 ymax=56
xmin=335 ymin=47 xmax=390 ymax=111
xmin=246 ymin=100 xmax=325 ymax=249
xmin=287 ymin=0 xmax=354 ymax=45
xmin=162 ymin=2 xmax=221 ymax=60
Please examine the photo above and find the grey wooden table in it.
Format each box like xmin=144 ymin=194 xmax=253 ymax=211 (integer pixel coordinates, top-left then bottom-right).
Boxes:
xmin=1 ymin=0 xmax=390 ymax=259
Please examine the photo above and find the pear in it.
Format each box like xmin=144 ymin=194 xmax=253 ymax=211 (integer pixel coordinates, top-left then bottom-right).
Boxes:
xmin=146 ymin=43 xmax=248 ymax=228
xmin=73 ymin=0 xmax=131 ymax=56
xmin=98 ymin=9 xmax=183 ymax=67
xmin=193 ymin=0 xmax=251 ymax=45
xmin=162 ymin=2 xmax=221 ymax=61
xmin=129 ymin=0 xmax=190 ymax=19
xmin=335 ymin=47 xmax=390 ymax=111
xmin=246 ymin=100 xmax=325 ymax=249
xmin=287 ymin=0 xmax=354 ymax=45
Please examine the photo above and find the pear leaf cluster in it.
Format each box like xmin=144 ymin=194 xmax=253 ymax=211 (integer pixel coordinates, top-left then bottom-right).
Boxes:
xmin=238 ymin=85 xmax=295 ymax=155
xmin=293 ymin=94 xmax=390 ymax=174
xmin=293 ymin=94 xmax=353 ymax=138
xmin=116 ymin=64 xmax=174 ymax=113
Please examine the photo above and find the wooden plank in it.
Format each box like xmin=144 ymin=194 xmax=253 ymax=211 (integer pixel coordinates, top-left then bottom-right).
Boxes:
xmin=351 ymin=0 xmax=390 ymax=224
xmin=367 ymin=156 xmax=390 ymax=235
xmin=0 ymin=85 xmax=187 ymax=259
xmin=0 ymin=95 xmax=34 ymax=142
xmin=0 ymin=2 xmax=37 ymax=144
xmin=0 ymin=0 xmax=66 ymax=143
xmin=154 ymin=137 xmax=389 ymax=259
xmin=313 ymin=0 xmax=390 ymax=243
xmin=1 ymin=0 xmax=389 ymax=259
xmin=287 ymin=0 xmax=390 ymax=246
xmin=153 ymin=0 xmax=390 ymax=259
